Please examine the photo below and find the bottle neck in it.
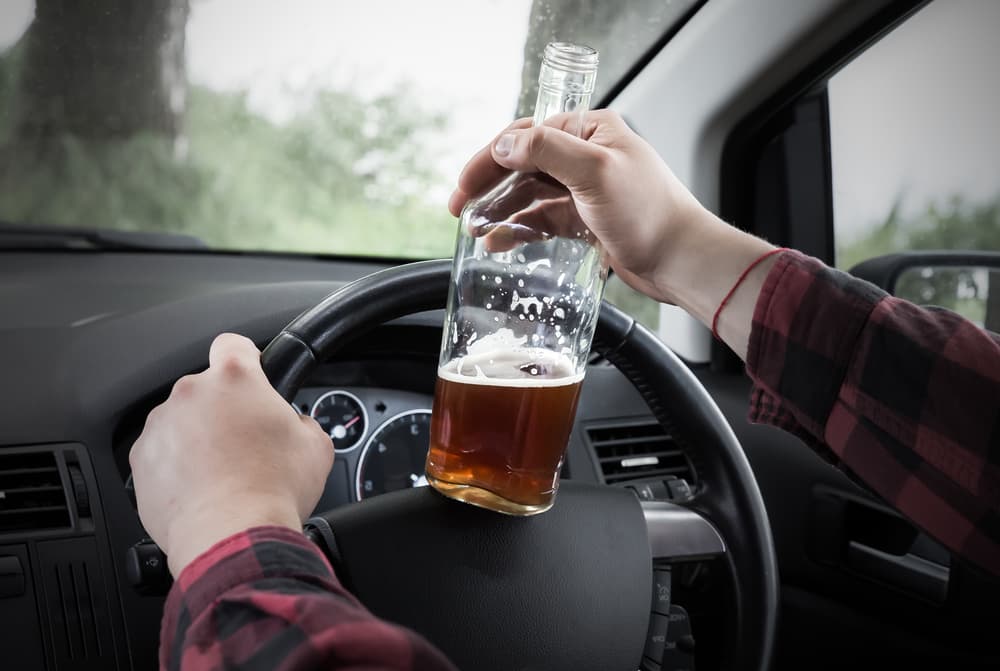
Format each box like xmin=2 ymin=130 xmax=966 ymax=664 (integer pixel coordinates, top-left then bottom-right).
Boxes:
xmin=532 ymin=62 xmax=596 ymax=137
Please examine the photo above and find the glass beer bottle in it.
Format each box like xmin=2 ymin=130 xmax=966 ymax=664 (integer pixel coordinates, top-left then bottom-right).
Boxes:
xmin=426 ymin=43 xmax=603 ymax=515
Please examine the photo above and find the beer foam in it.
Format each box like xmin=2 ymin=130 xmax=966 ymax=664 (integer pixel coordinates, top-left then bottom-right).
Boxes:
xmin=440 ymin=348 xmax=583 ymax=388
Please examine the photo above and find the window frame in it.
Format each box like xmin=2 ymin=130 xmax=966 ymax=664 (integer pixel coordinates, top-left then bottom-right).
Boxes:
xmin=713 ymin=0 xmax=928 ymax=370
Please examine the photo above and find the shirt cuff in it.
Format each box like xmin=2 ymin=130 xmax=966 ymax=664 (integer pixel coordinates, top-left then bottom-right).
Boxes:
xmin=160 ymin=525 xmax=353 ymax=647
xmin=745 ymin=250 xmax=885 ymax=441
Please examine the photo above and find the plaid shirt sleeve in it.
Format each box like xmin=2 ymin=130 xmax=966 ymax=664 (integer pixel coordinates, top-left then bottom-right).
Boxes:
xmin=159 ymin=525 xmax=458 ymax=671
xmin=746 ymin=250 xmax=1000 ymax=576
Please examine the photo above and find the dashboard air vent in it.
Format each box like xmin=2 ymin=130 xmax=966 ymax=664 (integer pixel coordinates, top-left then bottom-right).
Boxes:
xmin=587 ymin=422 xmax=695 ymax=485
xmin=0 ymin=451 xmax=70 ymax=533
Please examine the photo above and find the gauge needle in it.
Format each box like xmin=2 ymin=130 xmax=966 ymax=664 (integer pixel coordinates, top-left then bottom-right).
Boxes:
xmin=330 ymin=415 xmax=361 ymax=441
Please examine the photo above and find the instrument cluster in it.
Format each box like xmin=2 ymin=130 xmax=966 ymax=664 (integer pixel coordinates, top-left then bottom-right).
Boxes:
xmin=292 ymin=387 xmax=432 ymax=505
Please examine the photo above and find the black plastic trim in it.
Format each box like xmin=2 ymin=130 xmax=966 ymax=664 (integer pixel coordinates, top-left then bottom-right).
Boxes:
xmin=595 ymin=0 xmax=707 ymax=110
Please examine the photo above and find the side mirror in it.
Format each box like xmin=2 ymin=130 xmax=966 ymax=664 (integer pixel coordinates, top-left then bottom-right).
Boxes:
xmin=849 ymin=252 xmax=1000 ymax=332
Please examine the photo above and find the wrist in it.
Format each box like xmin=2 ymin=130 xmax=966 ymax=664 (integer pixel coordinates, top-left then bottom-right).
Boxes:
xmin=164 ymin=498 xmax=302 ymax=576
xmin=652 ymin=209 xmax=775 ymax=326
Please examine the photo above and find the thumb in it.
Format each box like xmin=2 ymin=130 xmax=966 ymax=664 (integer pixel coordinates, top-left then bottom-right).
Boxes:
xmin=491 ymin=125 xmax=608 ymax=191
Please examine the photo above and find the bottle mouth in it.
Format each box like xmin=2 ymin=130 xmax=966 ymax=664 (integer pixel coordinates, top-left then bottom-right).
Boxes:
xmin=542 ymin=42 xmax=599 ymax=72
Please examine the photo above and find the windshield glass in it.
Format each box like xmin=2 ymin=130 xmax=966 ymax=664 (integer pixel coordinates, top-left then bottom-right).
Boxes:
xmin=0 ymin=0 xmax=695 ymax=258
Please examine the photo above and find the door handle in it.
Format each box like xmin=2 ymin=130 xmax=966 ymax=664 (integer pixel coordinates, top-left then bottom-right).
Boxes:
xmin=847 ymin=540 xmax=949 ymax=602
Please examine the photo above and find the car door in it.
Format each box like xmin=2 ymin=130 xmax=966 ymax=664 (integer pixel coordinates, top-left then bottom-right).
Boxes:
xmin=706 ymin=1 xmax=1000 ymax=667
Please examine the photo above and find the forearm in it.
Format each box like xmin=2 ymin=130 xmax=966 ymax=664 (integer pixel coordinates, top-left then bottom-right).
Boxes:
xmin=160 ymin=526 xmax=457 ymax=671
xmin=744 ymin=251 xmax=1000 ymax=575
xmin=654 ymin=208 xmax=777 ymax=360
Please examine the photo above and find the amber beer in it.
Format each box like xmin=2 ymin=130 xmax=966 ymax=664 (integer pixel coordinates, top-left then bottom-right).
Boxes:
xmin=426 ymin=348 xmax=583 ymax=514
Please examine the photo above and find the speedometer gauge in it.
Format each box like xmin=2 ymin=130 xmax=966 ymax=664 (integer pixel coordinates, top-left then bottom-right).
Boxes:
xmin=356 ymin=410 xmax=432 ymax=500
xmin=310 ymin=390 xmax=368 ymax=453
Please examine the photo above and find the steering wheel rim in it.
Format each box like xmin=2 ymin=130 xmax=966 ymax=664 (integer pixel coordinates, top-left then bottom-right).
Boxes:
xmin=261 ymin=259 xmax=778 ymax=671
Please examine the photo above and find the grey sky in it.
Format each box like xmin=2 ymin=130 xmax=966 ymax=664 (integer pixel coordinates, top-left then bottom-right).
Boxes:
xmin=828 ymin=0 xmax=1000 ymax=242
xmin=183 ymin=0 xmax=531 ymax=191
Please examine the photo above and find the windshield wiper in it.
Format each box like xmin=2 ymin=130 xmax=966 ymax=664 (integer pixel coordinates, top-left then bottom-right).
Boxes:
xmin=0 ymin=222 xmax=207 ymax=251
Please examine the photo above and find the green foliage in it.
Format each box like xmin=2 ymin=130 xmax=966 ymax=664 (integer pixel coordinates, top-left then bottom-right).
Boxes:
xmin=837 ymin=195 xmax=1000 ymax=322
xmin=838 ymin=196 xmax=1000 ymax=270
xmin=0 ymin=81 xmax=457 ymax=258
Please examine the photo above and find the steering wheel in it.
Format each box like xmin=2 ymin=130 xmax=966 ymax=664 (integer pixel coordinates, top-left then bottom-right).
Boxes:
xmin=261 ymin=260 xmax=778 ymax=671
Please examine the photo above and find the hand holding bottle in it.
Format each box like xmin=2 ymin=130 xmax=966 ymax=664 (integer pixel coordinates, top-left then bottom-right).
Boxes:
xmin=449 ymin=110 xmax=709 ymax=305
xmin=450 ymin=109 xmax=777 ymax=359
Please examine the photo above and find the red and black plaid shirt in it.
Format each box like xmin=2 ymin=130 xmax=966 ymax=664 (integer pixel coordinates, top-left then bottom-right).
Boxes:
xmin=160 ymin=250 xmax=999 ymax=669
xmin=747 ymin=250 xmax=1000 ymax=573
xmin=159 ymin=526 xmax=457 ymax=671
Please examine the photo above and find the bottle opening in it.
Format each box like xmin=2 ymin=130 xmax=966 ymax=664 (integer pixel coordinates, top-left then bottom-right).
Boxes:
xmin=543 ymin=42 xmax=599 ymax=72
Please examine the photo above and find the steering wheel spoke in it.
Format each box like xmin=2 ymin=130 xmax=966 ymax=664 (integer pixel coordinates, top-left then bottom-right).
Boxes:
xmin=643 ymin=501 xmax=726 ymax=561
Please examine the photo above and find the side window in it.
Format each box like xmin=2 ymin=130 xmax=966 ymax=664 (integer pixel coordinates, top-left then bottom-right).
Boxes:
xmin=828 ymin=0 xmax=1000 ymax=271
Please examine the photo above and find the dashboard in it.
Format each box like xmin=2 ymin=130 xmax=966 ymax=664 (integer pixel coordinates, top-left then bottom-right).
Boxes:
xmin=293 ymin=386 xmax=433 ymax=506
xmin=7 ymin=250 xmax=987 ymax=670
xmin=0 ymin=250 xmax=698 ymax=669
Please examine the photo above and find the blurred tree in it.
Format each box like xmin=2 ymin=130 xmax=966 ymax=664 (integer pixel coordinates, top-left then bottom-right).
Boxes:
xmin=12 ymin=0 xmax=189 ymax=143
xmin=0 ymin=1 xmax=455 ymax=258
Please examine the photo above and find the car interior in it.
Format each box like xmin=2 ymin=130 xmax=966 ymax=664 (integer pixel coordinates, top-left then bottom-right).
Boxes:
xmin=1 ymin=0 xmax=997 ymax=669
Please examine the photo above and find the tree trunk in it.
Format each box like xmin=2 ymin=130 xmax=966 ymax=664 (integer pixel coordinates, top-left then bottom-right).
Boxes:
xmin=14 ymin=0 xmax=189 ymax=141
xmin=516 ymin=0 xmax=689 ymax=117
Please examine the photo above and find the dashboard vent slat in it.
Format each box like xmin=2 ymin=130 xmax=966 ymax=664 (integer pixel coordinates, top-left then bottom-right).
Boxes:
xmin=586 ymin=422 xmax=696 ymax=485
xmin=0 ymin=451 xmax=71 ymax=533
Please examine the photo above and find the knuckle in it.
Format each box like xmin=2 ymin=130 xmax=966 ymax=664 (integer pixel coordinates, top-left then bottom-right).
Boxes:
xmin=142 ymin=404 xmax=162 ymax=433
xmin=528 ymin=126 xmax=550 ymax=156
xmin=310 ymin=420 xmax=331 ymax=450
xmin=218 ymin=353 xmax=250 ymax=379
xmin=592 ymin=150 xmax=615 ymax=177
xmin=594 ymin=108 xmax=623 ymax=125
xmin=170 ymin=374 xmax=197 ymax=399
xmin=212 ymin=332 xmax=243 ymax=349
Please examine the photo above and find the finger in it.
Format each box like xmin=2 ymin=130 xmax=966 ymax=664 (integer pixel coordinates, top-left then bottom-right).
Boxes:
xmin=490 ymin=124 xmax=610 ymax=191
xmin=208 ymin=333 xmax=264 ymax=379
xmin=452 ymin=110 xmax=623 ymax=215
xmin=451 ymin=117 xmax=533 ymax=215
xmin=477 ymin=173 xmax=566 ymax=224
xmin=478 ymin=222 xmax=552 ymax=254
xmin=508 ymin=196 xmax=586 ymax=241
xmin=476 ymin=197 xmax=591 ymax=255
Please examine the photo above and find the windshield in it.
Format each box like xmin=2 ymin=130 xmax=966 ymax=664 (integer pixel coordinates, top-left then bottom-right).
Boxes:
xmin=0 ymin=0 xmax=696 ymax=259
